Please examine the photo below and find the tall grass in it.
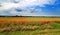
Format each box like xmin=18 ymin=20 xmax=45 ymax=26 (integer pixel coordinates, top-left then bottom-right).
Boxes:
xmin=50 ymin=22 xmax=60 ymax=29
xmin=0 ymin=22 xmax=60 ymax=35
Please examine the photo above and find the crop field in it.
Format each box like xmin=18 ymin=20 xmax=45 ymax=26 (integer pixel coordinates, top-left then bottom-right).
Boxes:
xmin=0 ymin=17 xmax=60 ymax=24
xmin=0 ymin=17 xmax=60 ymax=35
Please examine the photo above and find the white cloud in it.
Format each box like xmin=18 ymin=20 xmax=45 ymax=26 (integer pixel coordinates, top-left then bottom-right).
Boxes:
xmin=0 ymin=0 xmax=56 ymax=10
xmin=0 ymin=0 xmax=57 ymax=16
xmin=0 ymin=2 xmax=17 ymax=11
xmin=14 ymin=0 xmax=56 ymax=8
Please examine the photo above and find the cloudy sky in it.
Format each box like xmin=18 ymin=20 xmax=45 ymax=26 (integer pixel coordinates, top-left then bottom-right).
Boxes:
xmin=0 ymin=0 xmax=60 ymax=16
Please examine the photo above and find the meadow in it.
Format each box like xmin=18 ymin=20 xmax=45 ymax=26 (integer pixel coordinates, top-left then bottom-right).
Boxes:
xmin=0 ymin=17 xmax=60 ymax=35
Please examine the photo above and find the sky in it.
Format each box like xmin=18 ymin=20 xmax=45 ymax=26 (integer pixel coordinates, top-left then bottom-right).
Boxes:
xmin=0 ymin=0 xmax=60 ymax=16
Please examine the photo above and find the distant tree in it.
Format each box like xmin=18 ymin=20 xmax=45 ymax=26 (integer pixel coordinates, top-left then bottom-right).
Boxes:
xmin=16 ymin=15 xmax=18 ymax=17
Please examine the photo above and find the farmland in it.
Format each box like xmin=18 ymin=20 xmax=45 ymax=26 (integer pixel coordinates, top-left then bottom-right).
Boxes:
xmin=0 ymin=17 xmax=60 ymax=35
xmin=0 ymin=17 xmax=60 ymax=24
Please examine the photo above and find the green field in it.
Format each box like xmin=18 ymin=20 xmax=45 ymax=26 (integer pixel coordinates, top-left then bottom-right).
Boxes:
xmin=0 ymin=22 xmax=60 ymax=35
xmin=0 ymin=17 xmax=60 ymax=35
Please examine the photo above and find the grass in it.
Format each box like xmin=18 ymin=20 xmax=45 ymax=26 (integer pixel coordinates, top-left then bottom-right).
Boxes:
xmin=0 ymin=22 xmax=60 ymax=35
xmin=0 ymin=17 xmax=60 ymax=24
xmin=0 ymin=29 xmax=60 ymax=35
xmin=50 ymin=22 xmax=60 ymax=29
xmin=0 ymin=17 xmax=60 ymax=35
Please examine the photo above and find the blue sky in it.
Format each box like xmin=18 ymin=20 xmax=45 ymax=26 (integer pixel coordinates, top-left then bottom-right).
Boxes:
xmin=0 ymin=0 xmax=60 ymax=16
